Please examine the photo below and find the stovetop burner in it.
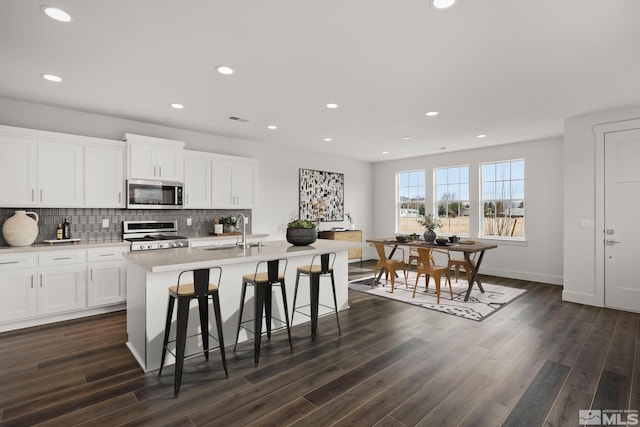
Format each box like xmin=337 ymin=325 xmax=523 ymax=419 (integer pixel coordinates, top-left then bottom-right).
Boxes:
xmin=122 ymin=220 xmax=190 ymax=251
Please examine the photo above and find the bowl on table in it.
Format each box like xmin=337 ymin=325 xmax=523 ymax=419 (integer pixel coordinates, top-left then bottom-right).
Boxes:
xmin=435 ymin=237 xmax=449 ymax=246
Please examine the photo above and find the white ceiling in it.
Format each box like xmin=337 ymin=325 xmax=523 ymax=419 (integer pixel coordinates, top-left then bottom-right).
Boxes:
xmin=1 ymin=1 xmax=640 ymax=162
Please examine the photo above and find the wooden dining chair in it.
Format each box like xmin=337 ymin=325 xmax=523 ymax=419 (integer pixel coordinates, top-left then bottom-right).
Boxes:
xmin=408 ymin=247 xmax=434 ymax=270
xmin=449 ymin=252 xmax=478 ymax=283
xmin=413 ymin=247 xmax=452 ymax=304
xmin=372 ymin=243 xmax=408 ymax=293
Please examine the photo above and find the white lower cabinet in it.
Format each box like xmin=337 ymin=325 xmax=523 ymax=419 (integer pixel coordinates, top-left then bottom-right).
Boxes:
xmin=87 ymin=247 xmax=127 ymax=306
xmin=0 ymin=268 xmax=37 ymax=322
xmin=37 ymin=264 xmax=86 ymax=315
xmin=0 ymin=245 xmax=128 ymax=331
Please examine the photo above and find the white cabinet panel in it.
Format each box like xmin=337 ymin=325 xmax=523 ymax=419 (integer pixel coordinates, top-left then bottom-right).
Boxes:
xmin=125 ymin=134 xmax=185 ymax=181
xmin=0 ymin=134 xmax=38 ymax=206
xmin=211 ymin=156 xmax=258 ymax=208
xmin=156 ymin=148 xmax=183 ymax=181
xmin=37 ymin=265 xmax=86 ymax=315
xmin=88 ymin=261 xmax=126 ymax=306
xmin=0 ymin=268 xmax=37 ymax=322
xmin=37 ymin=140 xmax=84 ymax=207
xmin=39 ymin=250 xmax=87 ymax=267
xmin=85 ymin=144 xmax=125 ymax=207
xmin=184 ymin=154 xmax=212 ymax=208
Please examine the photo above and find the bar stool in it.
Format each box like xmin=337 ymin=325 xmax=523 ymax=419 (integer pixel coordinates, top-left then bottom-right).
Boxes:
xmin=233 ymin=258 xmax=293 ymax=365
xmin=291 ymin=252 xmax=341 ymax=341
xmin=158 ymin=267 xmax=228 ymax=397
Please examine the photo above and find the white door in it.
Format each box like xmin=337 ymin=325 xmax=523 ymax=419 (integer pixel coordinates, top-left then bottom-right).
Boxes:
xmin=604 ymin=128 xmax=640 ymax=312
xmin=38 ymin=265 xmax=87 ymax=314
xmin=184 ymin=155 xmax=212 ymax=208
xmin=38 ymin=140 xmax=84 ymax=207
xmin=88 ymin=261 xmax=126 ymax=306
xmin=0 ymin=134 xmax=38 ymax=206
xmin=85 ymin=145 xmax=124 ymax=207
xmin=233 ymin=161 xmax=256 ymax=208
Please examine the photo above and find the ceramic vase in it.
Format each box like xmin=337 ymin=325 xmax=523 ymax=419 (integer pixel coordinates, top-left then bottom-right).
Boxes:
xmin=2 ymin=210 xmax=39 ymax=246
xmin=423 ymin=229 xmax=436 ymax=243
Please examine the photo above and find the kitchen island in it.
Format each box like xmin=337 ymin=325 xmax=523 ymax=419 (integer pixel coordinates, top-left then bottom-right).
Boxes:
xmin=125 ymin=239 xmax=359 ymax=371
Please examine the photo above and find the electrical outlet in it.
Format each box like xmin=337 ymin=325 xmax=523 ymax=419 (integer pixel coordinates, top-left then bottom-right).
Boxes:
xmin=102 ymin=219 xmax=109 ymax=228
xmin=186 ymin=218 xmax=192 ymax=226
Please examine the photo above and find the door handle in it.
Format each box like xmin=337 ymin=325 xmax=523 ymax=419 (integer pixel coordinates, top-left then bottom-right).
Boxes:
xmin=605 ymin=239 xmax=621 ymax=245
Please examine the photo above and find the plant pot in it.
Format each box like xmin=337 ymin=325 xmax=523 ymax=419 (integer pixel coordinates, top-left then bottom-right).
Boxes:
xmin=223 ymin=224 xmax=235 ymax=233
xmin=2 ymin=210 xmax=39 ymax=246
xmin=423 ymin=229 xmax=436 ymax=243
xmin=286 ymin=227 xmax=317 ymax=246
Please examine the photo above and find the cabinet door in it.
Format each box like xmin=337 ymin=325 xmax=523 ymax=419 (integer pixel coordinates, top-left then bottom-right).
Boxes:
xmin=88 ymin=261 xmax=126 ymax=306
xmin=211 ymin=161 xmax=234 ymax=208
xmin=233 ymin=161 xmax=257 ymax=208
xmin=0 ymin=269 xmax=37 ymax=322
xmin=85 ymin=145 xmax=125 ymax=207
xmin=184 ymin=155 xmax=212 ymax=208
xmin=156 ymin=147 xmax=183 ymax=181
xmin=37 ymin=265 xmax=86 ymax=315
xmin=37 ymin=140 xmax=84 ymax=207
xmin=129 ymin=143 xmax=157 ymax=179
xmin=0 ymin=134 xmax=38 ymax=206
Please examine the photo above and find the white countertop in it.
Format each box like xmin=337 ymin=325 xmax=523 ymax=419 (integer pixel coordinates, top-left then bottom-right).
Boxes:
xmin=187 ymin=233 xmax=269 ymax=243
xmin=125 ymin=239 xmax=360 ymax=273
xmin=0 ymin=240 xmax=129 ymax=253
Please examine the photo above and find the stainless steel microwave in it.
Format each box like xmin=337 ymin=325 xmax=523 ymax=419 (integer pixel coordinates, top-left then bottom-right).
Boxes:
xmin=127 ymin=179 xmax=183 ymax=209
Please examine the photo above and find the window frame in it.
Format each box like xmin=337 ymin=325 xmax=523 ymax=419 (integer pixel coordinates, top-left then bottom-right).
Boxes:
xmin=396 ymin=169 xmax=426 ymax=234
xmin=479 ymin=159 xmax=525 ymax=240
xmin=434 ymin=164 xmax=470 ymax=237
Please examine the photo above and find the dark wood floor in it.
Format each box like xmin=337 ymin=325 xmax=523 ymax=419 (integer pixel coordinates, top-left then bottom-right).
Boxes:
xmin=0 ymin=261 xmax=638 ymax=426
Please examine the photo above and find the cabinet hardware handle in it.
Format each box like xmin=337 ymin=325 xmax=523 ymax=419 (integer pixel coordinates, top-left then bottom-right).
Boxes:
xmin=119 ymin=192 xmax=122 ymax=204
xmin=99 ymin=253 xmax=115 ymax=256
xmin=40 ymin=189 xmax=43 ymax=202
xmin=0 ymin=261 xmax=19 ymax=265
xmin=90 ymin=269 xmax=93 ymax=281
xmin=40 ymin=274 xmax=43 ymax=287
xmin=154 ymin=166 xmax=157 ymax=176
xmin=31 ymin=275 xmax=34 ymax=289
xmin=159 ymin=166 xmax=162 ymax=177
xmin=32 ymin=188 xmax=35 ymax=201
xmin=53 ymin=257 xmax=72 ymax=260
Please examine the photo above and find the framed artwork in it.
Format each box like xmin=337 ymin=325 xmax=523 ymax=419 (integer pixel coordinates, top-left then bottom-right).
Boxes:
xmin=299 ymin=168 xmax=344 ymax=222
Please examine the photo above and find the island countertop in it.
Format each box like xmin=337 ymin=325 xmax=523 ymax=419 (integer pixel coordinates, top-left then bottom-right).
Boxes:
xmin=125 ymin=239 xmax=361 ymax=273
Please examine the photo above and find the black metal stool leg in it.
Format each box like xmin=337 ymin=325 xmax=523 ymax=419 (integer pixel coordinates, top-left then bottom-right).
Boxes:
xmin=197 ymin=295 xmax=209 ymax=361
xmin=254 ymin=283 xmax=266 ymax=365
xmin=330 ymin=271 xmax=341 ymax=335
xmin=310 ymin=273 xmax=320 ymax=342
xmin=291 ymin=270 xmax=301 ymax=324
xmin=211 ymin=292 xmax=228 ymax=377
xmin=174 ymin=297 xmax=190 ymax=397
xmin=280 ymin=280 xmax=293 ymax=352
xmin=264 ymin=284 xmax=272 ymax=340
xmin=234 ymin=281 xmax=248 ymax=351
xmin=158 ymin=295 xmax=175 ymax=376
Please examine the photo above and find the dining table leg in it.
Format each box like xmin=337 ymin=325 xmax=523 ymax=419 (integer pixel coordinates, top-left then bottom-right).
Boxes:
xmin=375 ymin=245 xmax=399 ymax=285
xmin=463 ymin=250 xmax=486 ymax=301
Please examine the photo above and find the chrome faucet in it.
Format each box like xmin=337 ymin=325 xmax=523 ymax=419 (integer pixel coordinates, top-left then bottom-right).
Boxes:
xmin=236 ymin=213 xmax=247 ymax=248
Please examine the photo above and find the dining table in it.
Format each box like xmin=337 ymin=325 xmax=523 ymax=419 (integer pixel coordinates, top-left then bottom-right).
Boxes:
xmin=366 ymin=238 xmax=498 ymax=301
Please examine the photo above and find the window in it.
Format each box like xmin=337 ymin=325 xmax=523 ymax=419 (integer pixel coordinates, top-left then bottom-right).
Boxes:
xmin=480 ymin=159 xmax=525 ymax=238
xmin=435 ymin=165 xmax=469 ymax=236
xmin=397 ymin=170 xmax=425 ymax=233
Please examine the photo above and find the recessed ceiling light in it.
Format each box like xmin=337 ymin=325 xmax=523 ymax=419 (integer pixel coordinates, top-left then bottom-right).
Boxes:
xmin=382 ymin=151 xmax=389 ymax=154
xmin=267 ymin=125 xmax=278 ymax=130
xmin=216 ymin=65 xmax=234 ymax=75
xmin=42 ymin=73 xmax=62 ymax=82
xmin=170 ymin=103 xmax=184 ymax=109
xmin=323 ymin=138 xmax=333 ymax=142
xmin=425 ymin=111 xmax=439 ymax=117
xmin=41 ymin=6 xmax=71 ymax=22
xmin=326 ymin=103 xmax=339 ymax=109
xmin=477 ymin=134 xmax=487 ymax=138
xmin=432 ymin=0 xmax=456 ymax=10
xmin=402 ymin=136 xmax=411 ymax=141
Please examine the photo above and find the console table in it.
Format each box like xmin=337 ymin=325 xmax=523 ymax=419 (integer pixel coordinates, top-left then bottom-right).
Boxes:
xmin=318 ymin=230 xmax=362 ymax=263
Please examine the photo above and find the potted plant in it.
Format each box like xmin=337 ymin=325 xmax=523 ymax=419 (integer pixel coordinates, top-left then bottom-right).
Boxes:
xmin=220 ymin=215 xmax=237 ymax=233
xmin=286 ymin=219 xmax=317 ymax=246
xmin=417 ymin=213 xmax=442 ymax=243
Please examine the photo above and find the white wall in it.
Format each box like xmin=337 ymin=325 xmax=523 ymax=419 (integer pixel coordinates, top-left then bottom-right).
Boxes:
xmin=372 ymin=137 xmax=564 ymax=285
xmin=563 ymin=105 xmax=640 ymax=306
xmin=0 ymin=97 xmax=373 ymax=246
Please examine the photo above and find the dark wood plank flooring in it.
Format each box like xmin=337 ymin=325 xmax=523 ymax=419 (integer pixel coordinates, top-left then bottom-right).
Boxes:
xmin=0 ymin=261 xmax=638 ymax=426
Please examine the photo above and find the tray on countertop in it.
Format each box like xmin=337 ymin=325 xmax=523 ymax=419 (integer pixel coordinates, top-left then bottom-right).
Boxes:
xmin=43 ymin=238 xmax=82 ymax=245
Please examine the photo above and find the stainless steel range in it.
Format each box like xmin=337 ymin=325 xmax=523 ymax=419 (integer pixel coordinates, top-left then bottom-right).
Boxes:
xmin=123 ymin=220 xmax=189 ymax=251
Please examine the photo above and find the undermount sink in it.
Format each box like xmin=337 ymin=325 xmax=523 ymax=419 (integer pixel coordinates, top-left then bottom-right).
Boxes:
xmin=200 ymin=242 xmax=263 ymax=251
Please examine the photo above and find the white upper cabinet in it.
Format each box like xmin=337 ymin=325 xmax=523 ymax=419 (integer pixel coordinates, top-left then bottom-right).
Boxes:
xmin=37 ymin=139 xmax=84 ymax=207
xmin=0 ymin=133 xmax=38 ymax=206
xmin=125 ymin=134 xmax=185 ymax=182
xmin=211 ymin=154 xmax=258 ymax=208
xmin=85 ymin=143 xmax=125 ymax=207
xmin=0 ymin=128 xmax=84 ymax=207
xmin=184 ymin=151 xmax=212 ymax=209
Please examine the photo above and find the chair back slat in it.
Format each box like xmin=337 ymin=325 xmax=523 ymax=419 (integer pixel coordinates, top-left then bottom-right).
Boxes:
xmin=193 ymin=269 xmax=210 ymax=296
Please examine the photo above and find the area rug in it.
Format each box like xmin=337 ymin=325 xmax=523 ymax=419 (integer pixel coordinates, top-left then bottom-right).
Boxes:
xmin=348 ymin=272 xmax=528 ymax=321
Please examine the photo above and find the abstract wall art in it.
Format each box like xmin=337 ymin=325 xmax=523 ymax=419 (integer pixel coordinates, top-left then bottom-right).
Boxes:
xmin=299 ymin=168 xmax=344 ymax=222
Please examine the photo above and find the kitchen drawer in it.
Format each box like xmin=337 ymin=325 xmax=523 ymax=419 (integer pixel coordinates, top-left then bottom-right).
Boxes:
xmin=0 ymin=252 xmax=38 ymax=270
xmin=38 ymin=250 xmax=87 ymax=267
xmin=87 ymin=247 xmax=128 ymax=263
